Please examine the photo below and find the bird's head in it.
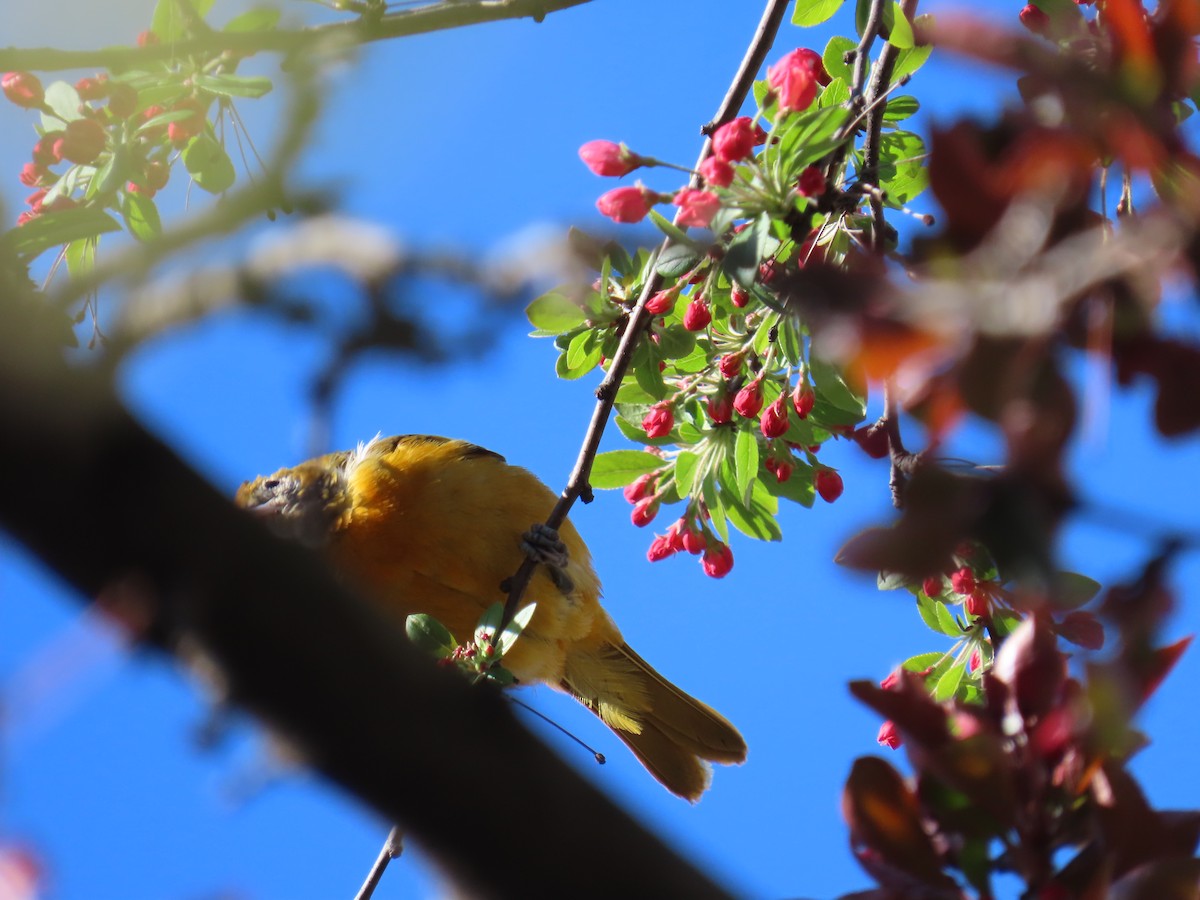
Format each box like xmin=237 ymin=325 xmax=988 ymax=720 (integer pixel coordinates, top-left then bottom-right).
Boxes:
xmin=236 ymin=459 xmax=351 ymax=548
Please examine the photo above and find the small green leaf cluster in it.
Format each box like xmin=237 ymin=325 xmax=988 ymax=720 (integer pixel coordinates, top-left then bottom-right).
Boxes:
xmin=1 ymin=0 xmax=278 ymax=264
xmin=878 ymin=542 xmax=1104 ymax=709
xmin=405 ymin=603 xmax=537 ymax=687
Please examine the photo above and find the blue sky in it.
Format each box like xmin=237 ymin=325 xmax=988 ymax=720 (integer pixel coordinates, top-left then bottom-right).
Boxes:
xmin=2 ymin=2 xmax=1199 ymax=898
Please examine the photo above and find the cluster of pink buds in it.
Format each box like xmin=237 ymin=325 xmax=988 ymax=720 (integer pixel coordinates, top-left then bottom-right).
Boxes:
xmin=3 ymin=54 xmax=209 ymax=226
xmin=643 ymin=516 xmax=735 ymax=579
xmin=582 ymin=47 xmax=824 ymax=229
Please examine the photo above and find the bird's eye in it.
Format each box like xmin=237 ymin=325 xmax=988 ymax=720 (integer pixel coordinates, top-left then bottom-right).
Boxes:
xmin=262 ymin=478 xmax=281 ymax=491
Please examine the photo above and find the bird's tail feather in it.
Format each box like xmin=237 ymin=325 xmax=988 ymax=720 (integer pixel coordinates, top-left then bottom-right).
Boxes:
xmin=562 ymin=641 xmax=746 ymax=802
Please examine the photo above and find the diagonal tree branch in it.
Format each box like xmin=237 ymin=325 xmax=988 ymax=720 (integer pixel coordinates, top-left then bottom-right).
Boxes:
xmin=496 ymin=0 xmax=792 ymax=634
xmin=0 ymin=297 xmax=733 ymax=900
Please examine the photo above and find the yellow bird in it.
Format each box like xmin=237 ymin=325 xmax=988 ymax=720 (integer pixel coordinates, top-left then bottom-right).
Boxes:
xmin=235 ymin=434 xmax=746 ymax=801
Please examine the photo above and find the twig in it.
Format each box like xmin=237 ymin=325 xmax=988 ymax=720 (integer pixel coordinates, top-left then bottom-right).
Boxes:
xmin=0 ymin=0 xmax=594 ymax=72
xmin=860 ymin=0 xmax=920 ymax=251
xmin=495 ymin=0 xmax=792 ymax=635
xmin=354 ymin=825 xmax=404 ymax=900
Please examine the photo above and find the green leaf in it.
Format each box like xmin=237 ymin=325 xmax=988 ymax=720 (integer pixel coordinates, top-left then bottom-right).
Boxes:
xmin=564 ymin=328 xmax=602 ymax=375
xmin=702 ymin=477 xmax=730 ymax=543
xmin=1055 ymin=571 xmax=1102 ymax=610
xmin=475 ymin=603 xmax=503 ymax=643
xmin=180 ymin=134 xmax=235 ymax=194
xmin=916 ymin=591 xmax=944 ymax=635
xmin=223 ymin=5 xmax=281 ymax=31
xmin=633 ymin=356 xmax=667 ymax=401
xmin=878 ymin=129 xmax=928 ymax=205
xmin=720 ymin=478 xmax=782 ymax=542
xmin=818 ymin=77 xmax=851 ymax=109
xmin=497 ymin=603 xmax=537 ymax=657
xmin=656 ymin=242 xmax=702 ymax=278
xmin=648 ymin=209 xmax=705 ymax=247
xmin=933 ymin=657 xmax=967 ymax=702
xmin=902 ymin=651 xmax=944 ymax=673
xmin=792 ymin=0 xmax=845 ymax=26
xmin=192 ymin=73 xmax=274 ymax=99
xmin=42 ymin=81 xmax=83 ymax=124
xmin=935 ymin=601 xmax=964 ymax=637
xmin=733 ymin=427 xmax=759 ymax=500
xmin=0 ymin=206 xmax=121 ymax=260
xmin=878 ymin=570 xmax=909 ymax=591
xmin=722 ymin=212 xmax=772 ymax=290
xmin=405 ymin=613 xmax=457 ymax=657
xmin=763 ymin=462 xmax=815 ymax=507
xmin=887 ymin=1 xmax=915 ymax=48
xmin=892 ymin=38 xmax=933 ymax=83
xmin=121 ymin=191 xmax=162 ymax=242
xmin=674 ymin=451 xmax=699 ymax=498
xmin=655 ymin=323 xmax=696 ymax=360
xmin=64 ymin=236 xmax=96 ymax=278
xmin=152 ymin=0 xmax=216 ymax=41
xmin=589 ymin=450 xmax=663 ymax=489
xmin=526 ymin=291 xmax=588 ymax=335
xmin=822 ymin=35 xmax=857 ymax=83
xmin=809 ymin=353 xmax=866 ymax=416
xmin=884 ymin=95 xmax=919 ymax=121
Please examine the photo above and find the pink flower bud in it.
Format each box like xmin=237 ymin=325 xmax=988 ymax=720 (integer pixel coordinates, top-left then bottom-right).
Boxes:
xmin=760 ymin=396 xmax=789 ymax=438
xmin=764 ymin=457 xmax=793 ymax=483
xmin=730 ymin=285 xmax=750 ymax=308
xmin=673 ymin=189 xmax=720 ymax=228
xmin=32 ymin=131 xmax=64 ymax=165
xmin=790 ymin=384 xmax=815 ymax=419
xmin=74 ymin=75 xmax=109 ymax=101
xmin=578 ymin=140 xmax=642 ymax=177
xmin=797 ymin=165 xmax=825 ymax=197
xmin=877 ymin=720 xmax=902 ymax=749
xmin=644 ymin=290 xmax=674 ymax=315
xmin=701 ymin=542 xmax=734 ymax=578
xmin=646 ymin=531 xmax=679 ymax=561
xmin=767 ymin=49 xmax=820 ymax=113
xmin=682 ymin=297 xmax=712 ymax=331
xmin=815 ymin=469 xmax=843 ymax=503
xmin=58 ymin=118 xmax=107 ymax=165
xmin=711 ymin=116 xmax=757 ymax=162
xmin=642 ymin=404 xmax=674 ymax=439
xmin=631 ymin=497 xmax=659 ymax=527
xmin=1019 ymin=4 xmax=1051 ymax=34
xmin=922 ymin=576 xmax=943 ymax=598
xmin=965 ymin=589 xmax=989 ymax=619
xmin=25 ymin=189 xmax=47 ymax=213
xmin=2 ymin=71 xmax=44 ymax=109
xmin=18 ymin=163 xmax=47 ymax=187
xmin=698 ymin=156 xmax=734 ymax=188
xmin=136 ymin=29 xmax=159 ymax=47
xmin=681 ymin=526 xmax=705 ymax=555
xmin=733 ymin=381 xmax=764 ymax=418
xmin=718 ymin=353 xmax=742 ymax=379
xmin=597 ymin=184 xmax=656 ymax=223
xmin=623 ymin=473 xmax=656 ymax=504
xmin=951 ymin=567 xmax=977 ymax=596
xmin=880 ymin=669 xmax=901 ymax=691
xmin=707 ymin=391 xmax=733 ymax=425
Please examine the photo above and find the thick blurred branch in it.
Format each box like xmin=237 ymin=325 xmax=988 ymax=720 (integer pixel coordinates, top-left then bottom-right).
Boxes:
xmin=0 ymin=0 xmax=593 ymax=72
xmin=0 ymin=297 xmax=731 ymax=900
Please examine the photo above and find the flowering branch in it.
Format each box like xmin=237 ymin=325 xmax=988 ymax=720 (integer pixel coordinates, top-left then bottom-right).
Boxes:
xmin=495 ymin=0 xmax=793 ymax=634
